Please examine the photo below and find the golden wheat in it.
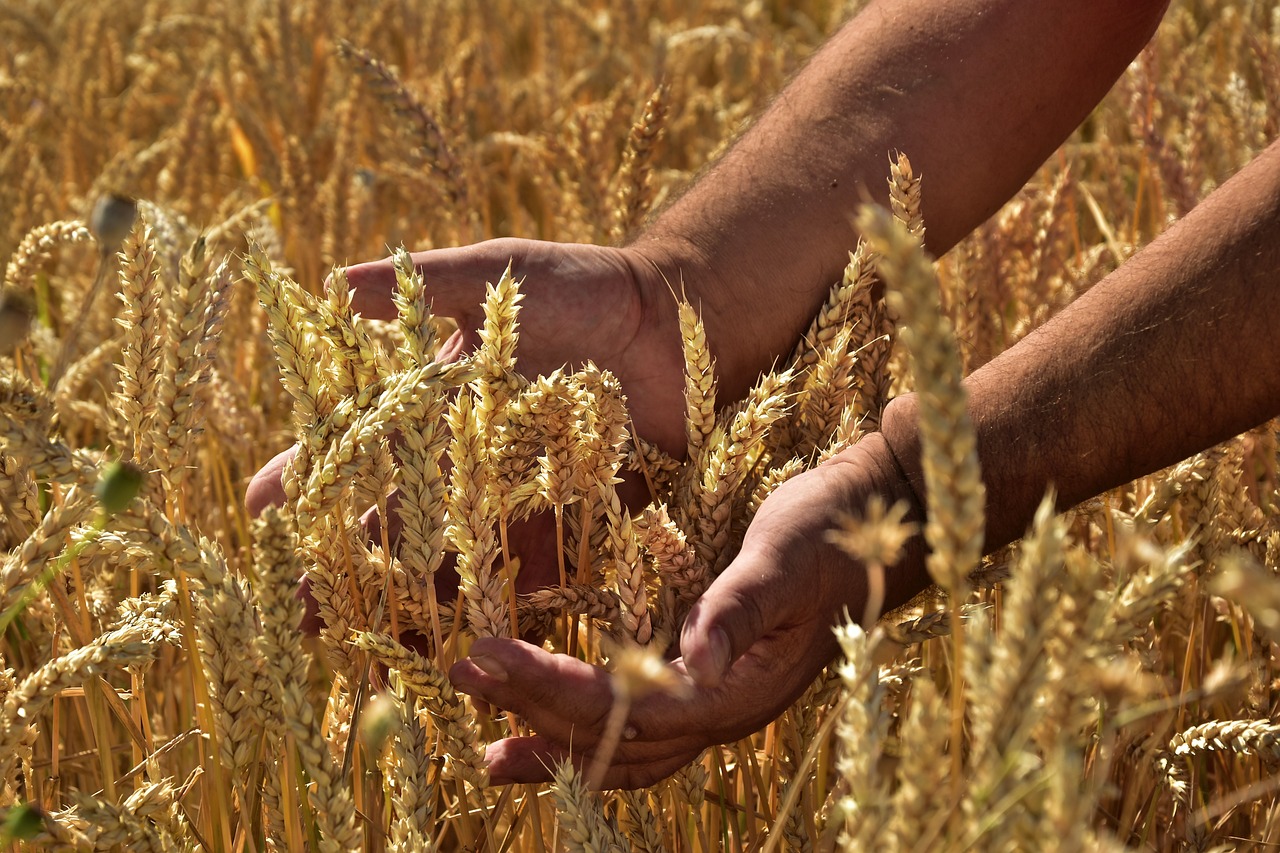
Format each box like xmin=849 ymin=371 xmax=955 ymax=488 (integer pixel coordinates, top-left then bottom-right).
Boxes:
xmin=1 ymin=2 xmax=1279 ymax=851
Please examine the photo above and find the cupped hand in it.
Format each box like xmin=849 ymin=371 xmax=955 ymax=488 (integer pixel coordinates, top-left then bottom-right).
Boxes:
xmin=449 ymin=433 xmax=932 ymax=789
xmin=245 ymin=444 xmax=567 ymax=637
xmin=245 ymin=237 xmax=701 ymax=633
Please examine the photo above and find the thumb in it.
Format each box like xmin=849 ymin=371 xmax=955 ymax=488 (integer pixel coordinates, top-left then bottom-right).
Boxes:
xmin=679 ymin=549 xmax=788 ymax=689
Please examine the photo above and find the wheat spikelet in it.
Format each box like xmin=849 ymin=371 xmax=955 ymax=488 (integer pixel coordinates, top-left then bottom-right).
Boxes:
xmin=28 ymin=810 xmax=94 ymax=850
xmin=296 ymin=361 xmax=474 ymax=532
xmin=321 ymin=674 xmax=354 ymax=770
xmin=391 ymin=396 xmax=451 ymax=624
xmin=59 ymin=782 xmax=188 ymax=853
xmin=110 ymin=221 xmax=163 ymax=462
xmin=1208 ymin=448 xmax=1267 ymax=553
xmin=747 ymin=457 xmax=804 ymax=516
xmin=318 ymin=266 xmax=382 ymax=395
xmin=831 ymin=623 xmax=889 ymax=842
xmin=881 ymin=676 xmax=949 ymax=849
xmin=551 ymin=760 xmax=629 ymax=853
xmin=1132 ymin=455 xmax=1213 ymax=532
xmin=391 ymin=247 xmax=437 ymax=367
xmin=0 ymin=489 xmax=94 ymax=614
xmin=107 ymin=579 xmax=185 ymax=641
xmin=1161 ymin=719 xmax=1280 ymax=804
xmin=534 ymin=369 xmax=586 ymax=512
xmin=491 ymin=381 xmax=545 ymax=520
xmin=611 ymin=81 xmax=670 ymax=241
xmin=0 ymin=624 xmax=160 ymax=794
xmin=351 ymin=631 xmax=487 ymax=788
xmin=777 ymin=669 xmax=840 ymax=853
xmin=684 ymin=369 xmax=793 ymax=587
xmin=0 ymin=372 xmax=100 ymax=486
xmin=196 ymin=573 xmax=272 ymax=792
xmin=965 ymin=495 xmax=1063 ymax=795
xmin=1213 ymin=549 xmax=1280 ymax=645
xmin=251 ymin=507 xmax=360 ymax=852
xmin=132 ymin=510 xmax=225 ymax=589
xmin=882 ymin=607 xmax=954 ymax=645
xmin=301 ymin=523 xmax=364 ymax=679
xmin=475 ymin=262 xmax=525 ymax=418
xmin=0 ymin=454 xmax=40 ymax=547
xmin=519 ymin=584 xmax=623 ymax=636
xmin=335 ymin=39 xmax=471 ymax=210
xmin=575 ymin=362 xmax=631 ymax=495
xmin=1098 ymin=539 xmax=1191 ymax=648
xmin=2 ymin=220 xmax=92 ymax=291
xmin=259 ymin=736 xmax=290 ymax=850
xmin=376 ymin=679 xmax=436 ymax=852
xmin=133 ymin=201 xmax=194 ymax=280
xmin=635 ymin=503 xmax=698 ymax=603
xmin=243 ymin=244 xmax=334 ymax=469
xmin=677 ymin=299 xmax=717 ymax=465
xmin=625 ymin=434 xmax=681 ymax=494
xmin=446 ymin=392 xmax=507 ymax=639
xmin=792 ymin=322 xmax=858 ymax=454
xmin=354 ymin=435 xmax=397 ymax=530
xmin=148 ymin=242 xmax=235 ymax=491
xmin=888 ymin=152 xmax=925 ymax=241
xmin=861 ymin=204 xmax=984 ymax=593
xmin=838 ymin=249 xmax=894 ymax=434
xmin=617 ymin=789 xmax=667 ymax=853
xmin=600 ymin=484 xmax=650 ymax=643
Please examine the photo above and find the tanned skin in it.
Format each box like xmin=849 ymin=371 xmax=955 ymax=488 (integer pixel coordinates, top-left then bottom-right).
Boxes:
xmin=242 ymin=0 xmax=1280 ymax=790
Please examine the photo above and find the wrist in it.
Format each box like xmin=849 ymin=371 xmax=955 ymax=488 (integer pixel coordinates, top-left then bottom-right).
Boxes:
xmin=820 ymin=430 xmax=933 ymax=616
xmin=877 ymin=394 xmax=927 ymax=514
xmin=623 ymin=231 xmax=802 ymax=403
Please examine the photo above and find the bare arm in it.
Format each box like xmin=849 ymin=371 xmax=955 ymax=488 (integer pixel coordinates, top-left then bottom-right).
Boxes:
xmin=637 ymin=0 xmax=1171 ymax=399
xmin=332 ymin=0 xmax=1171 ymax=458
xmin=882 ymin=138 xmax=1280 ymax=566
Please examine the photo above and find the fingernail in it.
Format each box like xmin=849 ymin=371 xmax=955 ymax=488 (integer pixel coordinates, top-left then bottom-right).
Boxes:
xmin=481 ymin=745 xmax=513 ymax=785
xmin=708 ymin=627 xmax=730 ymax=680
xmin=687 ymin=625 xmax=728 ymax=688
xmin=471 ymin=653 xmax=509 ymax=683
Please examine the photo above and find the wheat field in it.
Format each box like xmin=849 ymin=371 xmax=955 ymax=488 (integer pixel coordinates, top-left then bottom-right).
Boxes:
xmin=2 ymin=0 xmax=1280 ymax=850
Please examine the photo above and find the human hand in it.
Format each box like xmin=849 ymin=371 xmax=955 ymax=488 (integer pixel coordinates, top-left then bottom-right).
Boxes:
xmin=449 ymin=433 xmax=931 ymax=789
xmin=343 ymin=237 xmax=693 ymax=455
xmin=244 ymin=237 xmax=693 ymax=633
xmin=244 ymin=445 xmax=562 ymax=635
xmin=246 ymin=442 xmax=653 ymax=638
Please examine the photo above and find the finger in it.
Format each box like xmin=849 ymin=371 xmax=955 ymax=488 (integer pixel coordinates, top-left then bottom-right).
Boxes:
xmin=483 ymin=735 xmax=570 ymax=785
xmin=485 ymin=735 xmax=697 ymax=790
xmin=245 ymin=445 xmax=297 ymax=517
xmin=451 ymin=638 xmax=707 ymax=748
xmin=450 ymin=638 xmax=614 ymax=745
xmin=344 ymin=239 xmax=526 ymax=322
xmin=680 ymin=544 xmax=798 ymax=689
xmin=437 ymin=327 xmax=472 ymax=364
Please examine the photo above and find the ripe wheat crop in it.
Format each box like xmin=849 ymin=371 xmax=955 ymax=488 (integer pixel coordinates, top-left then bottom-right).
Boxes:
xmin=2 ymin=0 xmax=1280 ymax=850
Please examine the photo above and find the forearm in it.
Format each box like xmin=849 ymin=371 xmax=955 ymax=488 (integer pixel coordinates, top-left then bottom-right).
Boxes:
xmin=632 ymin=0 xmax=1167 ymax=398
xmin=883 ymin=138 xmax=1280 ymax=553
